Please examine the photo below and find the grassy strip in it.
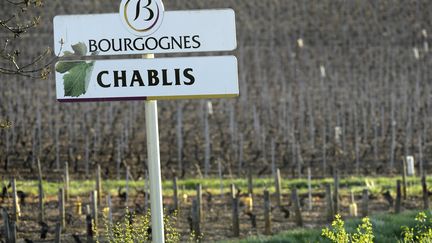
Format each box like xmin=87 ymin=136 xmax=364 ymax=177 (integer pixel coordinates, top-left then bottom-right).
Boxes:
xmin=227 ymin=210 xmax=422 ymax=243
xmin=11 ymin=176 xmax=428 ymax=198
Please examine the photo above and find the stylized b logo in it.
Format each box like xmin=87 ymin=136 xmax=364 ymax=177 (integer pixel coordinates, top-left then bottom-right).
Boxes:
xmin=133 ymin=0 xmax=154 ymax=21
xmin=120 ymin=0 xmax=165 ymax=36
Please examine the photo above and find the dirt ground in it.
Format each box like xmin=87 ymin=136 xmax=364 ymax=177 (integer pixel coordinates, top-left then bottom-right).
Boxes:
xmin=1 ymin=189 xmax=423 ymax=243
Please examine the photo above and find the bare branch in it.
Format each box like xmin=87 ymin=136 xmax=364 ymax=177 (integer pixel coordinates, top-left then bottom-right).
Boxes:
xmin=0 ymin=0 xmax=49 ymax=79
xmin=0 ymin=120 xmax=12 ymax=129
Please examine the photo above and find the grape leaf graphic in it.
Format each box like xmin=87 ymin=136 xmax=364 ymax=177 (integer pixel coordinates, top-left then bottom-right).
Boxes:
xmin=71 ymin=42 xmax=87 ymax=56
xmin=62 ymin=62 xmax=95 ymax=97
xmin=56 ymin=42 xmax=96 ymax=97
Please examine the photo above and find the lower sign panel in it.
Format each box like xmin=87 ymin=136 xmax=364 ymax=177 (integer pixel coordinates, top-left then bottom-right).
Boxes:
xmin=55 ymin=56 xmax=238 ymax=102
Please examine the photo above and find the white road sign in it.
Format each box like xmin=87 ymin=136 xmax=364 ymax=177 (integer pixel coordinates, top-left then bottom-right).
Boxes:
xmin=53 ymin=9 xmax=237 ymax=57
xmin=55 ymin=56 xmax=239 ymax=102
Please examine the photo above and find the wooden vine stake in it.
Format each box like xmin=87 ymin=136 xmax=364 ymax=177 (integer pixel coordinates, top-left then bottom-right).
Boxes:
xmin=402 ymin=159 xmax=407 ymax=200
xmin=37 ymin=159 xmax=45 ymax=222
xmin=125 ymin=166 xmax=130 ymax=206
xmin=173 ymin=177 xmax=179 ymax=211
xmin=191 ymin=199 xmax=201 ymax=240
xmin=264 ymin=190 xmax=271 ymax=235
xmin=422 ymin=173 xmax=429 ymax=210
xmin=86 ymin=205 xmax=94 ymax=243
xmin=275 ymin=168 xmax=282 ymax=207
xmin=291 ymin=188 xmax=303 ymax=227
xmin=325 ymin=184 xmax=334 ymax=222
xmin=10 ymin=220 xmax=16 ymax=243
xmin=55 ymin=222 xmax=62 ymax=243
xmin=395 ymin=180 xmax=402 ymax=214
xmin=96 ymin=164 xmax=102 ymax=207
xmin=3 ymin=209 xmax=11 ymax=242
xmin=232 ymin=195 xmax=240 ymax=237
xmin=92 ymin=190 xmax=98 ymax=228
xmin=58 ymin=188 xmax=65 ymax=229
xmin=333 ymin=170 xmax=340 ymax=215
xmin=106 ymin=194 xmax=113 ymax=225
xmin=197 ymin=184 xmax=203 ymax=221
xmin=248 ymin=167 xmax=253 ymax=195
xmin=307 ymin=167 xmax=312 ymax=211
xmin=11 ymin=177 xmax=19 ymax=223
xmin=64 ymin=162 xmax=70 ymax=202
xmin=349 ymin=190 xmax=358 ymax=217
xmin=230 ymin=184 xmax=236 ymax=199
xmin=361 ymin=189 xmax=369 ymax=217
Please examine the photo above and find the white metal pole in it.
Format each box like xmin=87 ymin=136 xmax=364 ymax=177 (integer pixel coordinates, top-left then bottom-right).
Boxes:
xmin=143 ymin=53 xmax=165 ymax=243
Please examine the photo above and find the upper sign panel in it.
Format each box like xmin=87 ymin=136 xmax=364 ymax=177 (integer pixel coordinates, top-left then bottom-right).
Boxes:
xmin=54 ymin=9 xmax=237 ymax=57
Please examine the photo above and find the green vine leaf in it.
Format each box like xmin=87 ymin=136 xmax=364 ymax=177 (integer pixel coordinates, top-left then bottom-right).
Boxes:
xmin=55 ymin=61 xmax=82 ymax=74
xmin=63 ymin=62 xmax=94 ymax=97
xmin=56 ymin=43 xmax=96 ymax=97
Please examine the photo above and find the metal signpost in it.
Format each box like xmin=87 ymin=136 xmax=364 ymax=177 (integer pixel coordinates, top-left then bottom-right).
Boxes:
xmin=53 ymin=0 xmax=238 ymax=242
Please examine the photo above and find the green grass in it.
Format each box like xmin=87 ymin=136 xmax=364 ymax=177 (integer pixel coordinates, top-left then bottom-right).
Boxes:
xmin=225 ymin=210 xmax=423 ymax=243
xmin=11 ymin=176 xmax=428 ymax=199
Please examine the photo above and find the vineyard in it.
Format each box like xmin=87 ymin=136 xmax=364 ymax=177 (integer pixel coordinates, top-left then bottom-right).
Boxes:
xmin=0 ymin=0 xmax=432 ymax=242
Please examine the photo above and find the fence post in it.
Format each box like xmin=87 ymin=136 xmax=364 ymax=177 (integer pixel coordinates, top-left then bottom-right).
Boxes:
xmin=264 ymin=190 xmax=271 ymax=235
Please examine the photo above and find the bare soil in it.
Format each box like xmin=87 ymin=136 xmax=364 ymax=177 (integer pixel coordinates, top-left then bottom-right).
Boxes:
xmin=3 ymin=190 xmax=423 ymax=242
